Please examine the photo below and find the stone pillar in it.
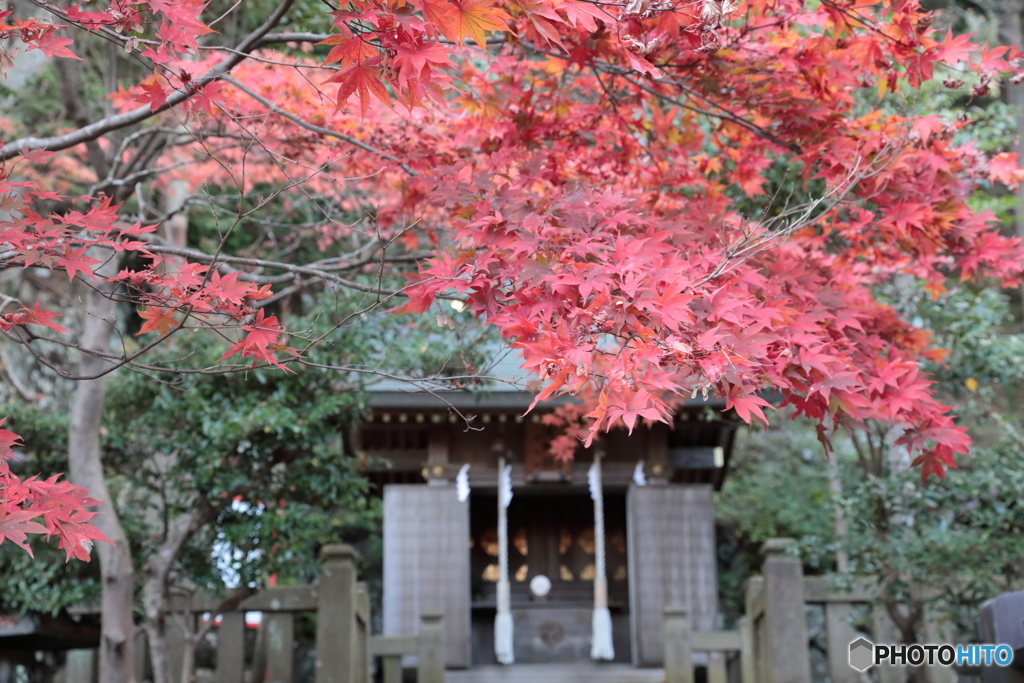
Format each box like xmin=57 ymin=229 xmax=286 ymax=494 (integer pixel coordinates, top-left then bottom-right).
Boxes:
xmin=760 ymin=539 xmax=811 ymax=683
xmin=265 ymin=613 xmax=295 ymax=683
xmin=166 ymin=613 xmax=189 ymax=683
xmin=825 ymin=603 xmax=859 ymax=683
xmin=737 ymin=616 xmax=756 ymax=683
xmin=316 ymin=544 xmax=357 ymax=683
xmin=216 ymin=612 xmax=245 ymax=683
xmin=871 ymin=605 xmax=904 ymax=683
xmin=664 ymin=606 xmax=694 ymax=683
xmin=64 ymin=650 xmax=98 ymax=683
xmin=707 ymin=652 xmax=727 ymax=683
xmin=922 ymin=605 xmax=954 ymax=683
xmin=417 ymin=610 xmax=445 ymax=683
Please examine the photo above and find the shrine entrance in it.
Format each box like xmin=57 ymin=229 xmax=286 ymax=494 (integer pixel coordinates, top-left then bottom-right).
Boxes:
xmin=469 ymin=492 xmax=631 ymax=665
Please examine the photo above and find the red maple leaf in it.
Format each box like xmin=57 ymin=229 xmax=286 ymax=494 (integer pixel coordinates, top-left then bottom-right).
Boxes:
xmin=135 ymin=78 xmax=170 ymax=112
xmin=26 ymin=303 xmax=69 ymax=334
xmin=392 ymin=40 xmax=451 ymax=84
xmin=318 ymin=34 xmax=378 ymax=66
xmin=933 ymin=30 xmax=975 ymax=65
xmin=600 ymin=388 xmax=668 ymax=433
xmin=0 ymin=419 xmax=109 ymax=560
xmin=55 ymin=247 xmax=101 ymax=281
xmin=0 ymin=419 xmax=21 ymax=457
xmin=34 ymin=31 xmax=80 ymax=59
xmin=218 ymin=309 xmax=296 ymax=371
xmin=423 ymin=0 xmax=510 ymax=47
xmin=989 ymin=152 xmax=1023 ymax=185
xmin=324 ymin=61 xmax=391 ymax=116
xmin=204 ymin=271 xmax=252 ymax=307
xmin=0 ymin=509 xmax=49 ymax=557
xmin=725 ymin=393 xmax=773 ymax=426
xmin=136 ymin=306 xmax=179 ymax=336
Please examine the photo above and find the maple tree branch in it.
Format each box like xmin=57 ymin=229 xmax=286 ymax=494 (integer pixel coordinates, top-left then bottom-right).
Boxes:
xmin=219 ymin=76 xmax=417 ymax=175
xmin=681 ymin=150 xmax=893 ymax=291
xmin=141 ymin=242 xmax=425 ymax=290
xmin=209 ymin=0 xmax=250 ymax=27
xmin=256 ymin=31 xmax=331 ymax=46
xmin=253 ymin=32 xmax=509 ymax=48
xmin=614 ymin=71 xmax=800 ymax=152
xmin=0 ymin=343 xmax=39 ymax=402
xmin=0 ymin=0 xmax=296 ymax=161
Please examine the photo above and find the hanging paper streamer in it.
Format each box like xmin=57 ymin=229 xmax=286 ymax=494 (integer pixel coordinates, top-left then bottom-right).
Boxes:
xmin=456 ymin=463 xmax=471 ymax=502
xmin=589 ymin=454 xmax=615 ymax=660
xmin=495 ymin=459 xmax=514 ymax=665
xmin=633 ymin=460 xmax=647 ymax=487
xmin=499 ymin=463 xmax=513 ymax=509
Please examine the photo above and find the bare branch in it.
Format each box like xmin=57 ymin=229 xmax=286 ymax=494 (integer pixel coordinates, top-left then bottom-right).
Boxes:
xmin=0 ymin=0 xmax=296 ymax=161
xmin=219 ymin=76 xmax=417 ymax=175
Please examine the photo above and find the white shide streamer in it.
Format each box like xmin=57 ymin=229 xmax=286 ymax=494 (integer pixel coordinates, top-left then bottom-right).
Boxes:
xmin=632 ymin=460 xmax=647 ymax=487
xmin=495 ymin=460 xmax=515 ymax=664
xmin=456 ymin=463 xmax=471 ymax=502
xmin=589 ymin=454 xmax=615 ymax=660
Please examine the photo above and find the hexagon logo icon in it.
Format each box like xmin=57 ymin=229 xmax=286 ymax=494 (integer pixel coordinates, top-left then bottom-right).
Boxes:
xmin=849 ymin=638 xmax=874 ymax=671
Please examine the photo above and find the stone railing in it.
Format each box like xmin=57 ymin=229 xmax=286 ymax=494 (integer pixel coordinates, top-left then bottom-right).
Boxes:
xmin=64 ymin=545 xmax=445 ymax=683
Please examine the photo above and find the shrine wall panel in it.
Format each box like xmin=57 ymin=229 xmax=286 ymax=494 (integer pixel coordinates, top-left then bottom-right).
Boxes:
xmin=383 ymin=484 xmax=471 ymax=668
xmin=627 ymin=484 xmax=717 ymax=667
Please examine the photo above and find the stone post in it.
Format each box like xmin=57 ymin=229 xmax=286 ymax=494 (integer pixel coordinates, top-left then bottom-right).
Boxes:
xmin=65 ymin=650 xmax=98 ymax=683
xmin=760 ymin=539 xmax=811 ymax=683
xmin=825 ymin=603 xmax=859 ymax=683
xmin=664 ymin=605 xmax=694 ymax=683
xmin=265 ymin=613 xmax=295 ymax=683
xmin=216 ymin=612 xmax=245 ymax=683
xmin=871 ymin=605 xmax=904 ymax=683
xmin=316 ymin=544 xmax=357 ymax=683
xmin=737 ymin=616 xmax=756 ymax=683
xmin=922 ymin=605 xmax=954 ymax=683
xmin=417 ymin=609 xmax=445 ymax=683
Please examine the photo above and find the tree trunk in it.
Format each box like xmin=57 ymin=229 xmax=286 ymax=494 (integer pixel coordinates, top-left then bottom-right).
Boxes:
xmin=143 ymin=512 xmax=205 ymax=683
xmin=825 ymin=448 xmax=849 ymax=573
xmin=179 ymin=637 xmax=197 ymax=683
xmin=68 ymin=251 xmax=137 ymax=683
xmin=885 ymin=596 xmax=924 ymax=683
xmin=144 ymin=617 xmax=171 ymax=683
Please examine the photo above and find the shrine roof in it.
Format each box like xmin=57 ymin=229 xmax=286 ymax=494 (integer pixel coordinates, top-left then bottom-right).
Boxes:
xmin=365 ymin=346 xmax=727 ymax=410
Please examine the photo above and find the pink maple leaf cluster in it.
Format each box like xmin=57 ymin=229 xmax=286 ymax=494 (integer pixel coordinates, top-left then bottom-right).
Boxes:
xmin=0 ymin=419 xmax=109 ymax=562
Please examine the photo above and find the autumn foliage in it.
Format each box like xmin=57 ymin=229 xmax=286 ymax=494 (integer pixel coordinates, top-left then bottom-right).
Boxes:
xmin=0 ymin=420 xmax=109 ymax=561
xmin=3 ymin=0 xmax=1024 ymax=554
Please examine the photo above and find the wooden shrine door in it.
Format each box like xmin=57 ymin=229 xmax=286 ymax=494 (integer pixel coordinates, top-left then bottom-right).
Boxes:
xmin=469 ymin=493 xmax=631 ymax=664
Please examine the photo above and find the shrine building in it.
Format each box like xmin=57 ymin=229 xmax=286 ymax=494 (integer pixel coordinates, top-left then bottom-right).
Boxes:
xmin=357 ymin=356 xmax=737 ymax=673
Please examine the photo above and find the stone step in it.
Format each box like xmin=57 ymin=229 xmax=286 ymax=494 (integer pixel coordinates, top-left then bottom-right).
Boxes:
xmin=446 ymin=664 xmax=666 ymax=683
